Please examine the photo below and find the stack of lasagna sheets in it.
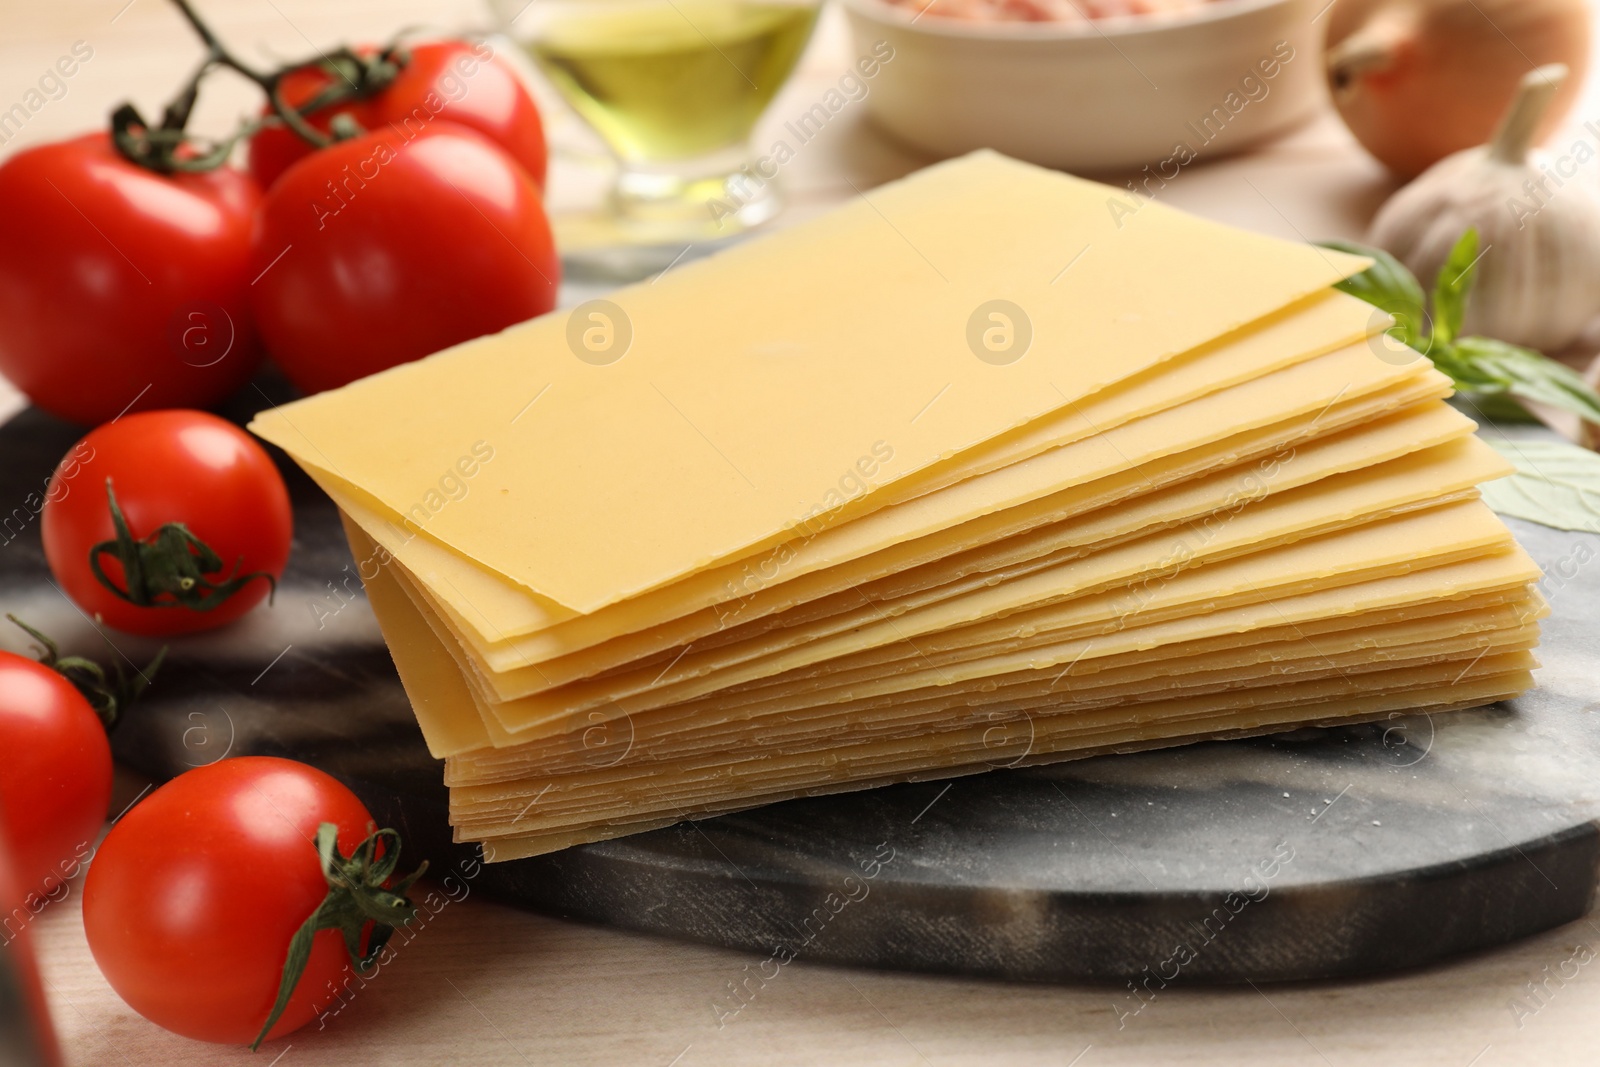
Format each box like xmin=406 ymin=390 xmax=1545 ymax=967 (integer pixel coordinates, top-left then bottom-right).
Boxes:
xmin=251 ymin=152 xmax=1544 ymax=860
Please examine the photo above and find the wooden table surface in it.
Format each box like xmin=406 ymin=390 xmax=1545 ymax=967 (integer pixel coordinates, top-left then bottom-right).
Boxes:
xmin=6 ymin=1 xmax=1600 ymax=1063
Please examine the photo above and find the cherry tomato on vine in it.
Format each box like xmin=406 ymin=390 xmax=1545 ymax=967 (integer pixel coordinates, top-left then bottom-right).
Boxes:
xmin=246 ymin=39 xmax=547 ymax=192
xmin=0 ymin=133 xmax=263 ymax=426
xmin=41 ymin=411 xmax=292 ymax=637
xmin=0 ymin=651 xmax=111 ymax=901
xmin=250 ymin=122 xmax=559 ymax=395
xmin=83 ymin=757 xmax=417 ymax=1046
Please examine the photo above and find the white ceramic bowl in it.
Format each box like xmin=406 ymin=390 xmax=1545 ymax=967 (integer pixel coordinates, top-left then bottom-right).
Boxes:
xmin=841 ymin=0 xmax=1326 ymax=172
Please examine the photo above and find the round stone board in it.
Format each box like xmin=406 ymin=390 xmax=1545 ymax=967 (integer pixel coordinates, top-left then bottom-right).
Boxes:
xmin=4 ymin=379 xmax=1597 ymax=985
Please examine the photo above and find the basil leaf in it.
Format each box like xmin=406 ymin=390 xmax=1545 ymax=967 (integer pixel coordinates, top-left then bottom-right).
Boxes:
xmin=1458 ymin=392 xmax=1539 ymax=424
xmin=1479 ymin=437 xmax=1600 ymax=533
xmin=1319 ymin=240 xmax=1427 ymax=350
xmin=1453 ymin=336 xmax=1600 ymax=426
xmin=1431 ymin=229 xmax=1480 ymax=347
xmin=1424 ymin=343 xmax=1499 ymax=391
xmin=1311 ymin=235 xmax=1598 ymax=432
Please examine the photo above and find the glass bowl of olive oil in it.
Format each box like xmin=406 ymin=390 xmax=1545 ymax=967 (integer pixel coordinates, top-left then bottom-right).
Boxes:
xmin=496 ymin=0 xmax=821 ymax=272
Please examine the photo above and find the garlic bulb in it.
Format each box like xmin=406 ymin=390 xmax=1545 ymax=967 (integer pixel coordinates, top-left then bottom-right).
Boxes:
xmin=1325 ymin=0 xmax=1590 ymax=178
xmin=1367 ymin=64 xmax=1600 ymax=354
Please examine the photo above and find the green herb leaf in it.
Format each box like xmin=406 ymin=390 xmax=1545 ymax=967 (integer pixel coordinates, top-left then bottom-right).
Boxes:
xmin=1425 ymin=345 xmax=1503 ymax=393
xmin=1461 ymin=392 xmax=1539 ymax=424
xmin=1453 ymin=336 xmax=1600 ymax=427
xmin=1478 ymin=437 xmax=1600 ymax=532
xmin=1318 ymin=233 xmax=1600 ymax=430
xmin=1432 ymin=229 xmax=1480 ymax=347
xmin=1319 ymin=240 xmax=1427 ymax=351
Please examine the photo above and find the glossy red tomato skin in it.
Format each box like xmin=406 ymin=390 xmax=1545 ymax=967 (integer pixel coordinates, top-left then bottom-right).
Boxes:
xmin=251 ymin=122 xmax=559 ymax=395
xmin=0 ymin=133 xmax=264 ymax=426
xmin=0 ymin=652 xmax=111 ymax=900
xmin=247 ymin=39 xmax=547 ymax=192
xmin=40 ymin=410 xmax=293 ymax=637
xmin=83 ymin=757 xmax=376 ymax=1045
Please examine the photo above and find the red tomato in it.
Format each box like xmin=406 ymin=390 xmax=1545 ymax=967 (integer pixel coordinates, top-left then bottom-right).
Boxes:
xmin=41 ymin=411 xmax=292 ymax=637
xmin=0 ymin=133 xmax=263 ymax=426
xmin=83 ymin=757 xmax=377 ymax=1045
xmin=250 ymin=122 xmax=559 ymax=395
xmin=0 ymin=651 xmax=110 ymax=900
xmin=247 ymin=39 xmax=547 ymax=192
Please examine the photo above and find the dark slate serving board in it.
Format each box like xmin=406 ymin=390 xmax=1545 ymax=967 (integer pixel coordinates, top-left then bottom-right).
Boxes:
xmin=4 ymin=378 xmax=1599 ymax=985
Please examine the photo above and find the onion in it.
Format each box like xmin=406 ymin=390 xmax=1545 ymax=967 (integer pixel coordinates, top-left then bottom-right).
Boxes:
xmin=1324 ymin=0 xmax=1590 ymax=178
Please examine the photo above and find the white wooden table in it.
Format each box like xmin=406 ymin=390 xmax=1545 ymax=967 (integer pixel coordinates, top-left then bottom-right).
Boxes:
xmin=6 ymin=1 xmax=1600 ymax=1063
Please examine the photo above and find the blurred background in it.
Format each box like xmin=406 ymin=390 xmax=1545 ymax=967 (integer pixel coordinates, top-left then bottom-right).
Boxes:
xmin=4 ymin=0 xmax=1596 ymax=401
xmin=0 ymin=0 xmax=1482 ymax=281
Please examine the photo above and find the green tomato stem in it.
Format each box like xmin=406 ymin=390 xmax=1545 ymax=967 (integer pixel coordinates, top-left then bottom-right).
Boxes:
xmin=251 ymin=823 xmax=427 ymax=1050
xmin=86 ymin=478 xmax=276 ymax=614
xmin=5 ymin=614 xmax=166 ymax=731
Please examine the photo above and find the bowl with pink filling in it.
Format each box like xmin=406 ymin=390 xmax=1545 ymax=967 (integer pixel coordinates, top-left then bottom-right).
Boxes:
xmin=841 ymin=0 xmax=1325 ymax=172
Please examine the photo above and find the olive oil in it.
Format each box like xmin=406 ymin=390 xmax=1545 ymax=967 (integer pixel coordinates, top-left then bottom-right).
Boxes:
xmin=529 ymin=0 xmax=819 ymax=162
